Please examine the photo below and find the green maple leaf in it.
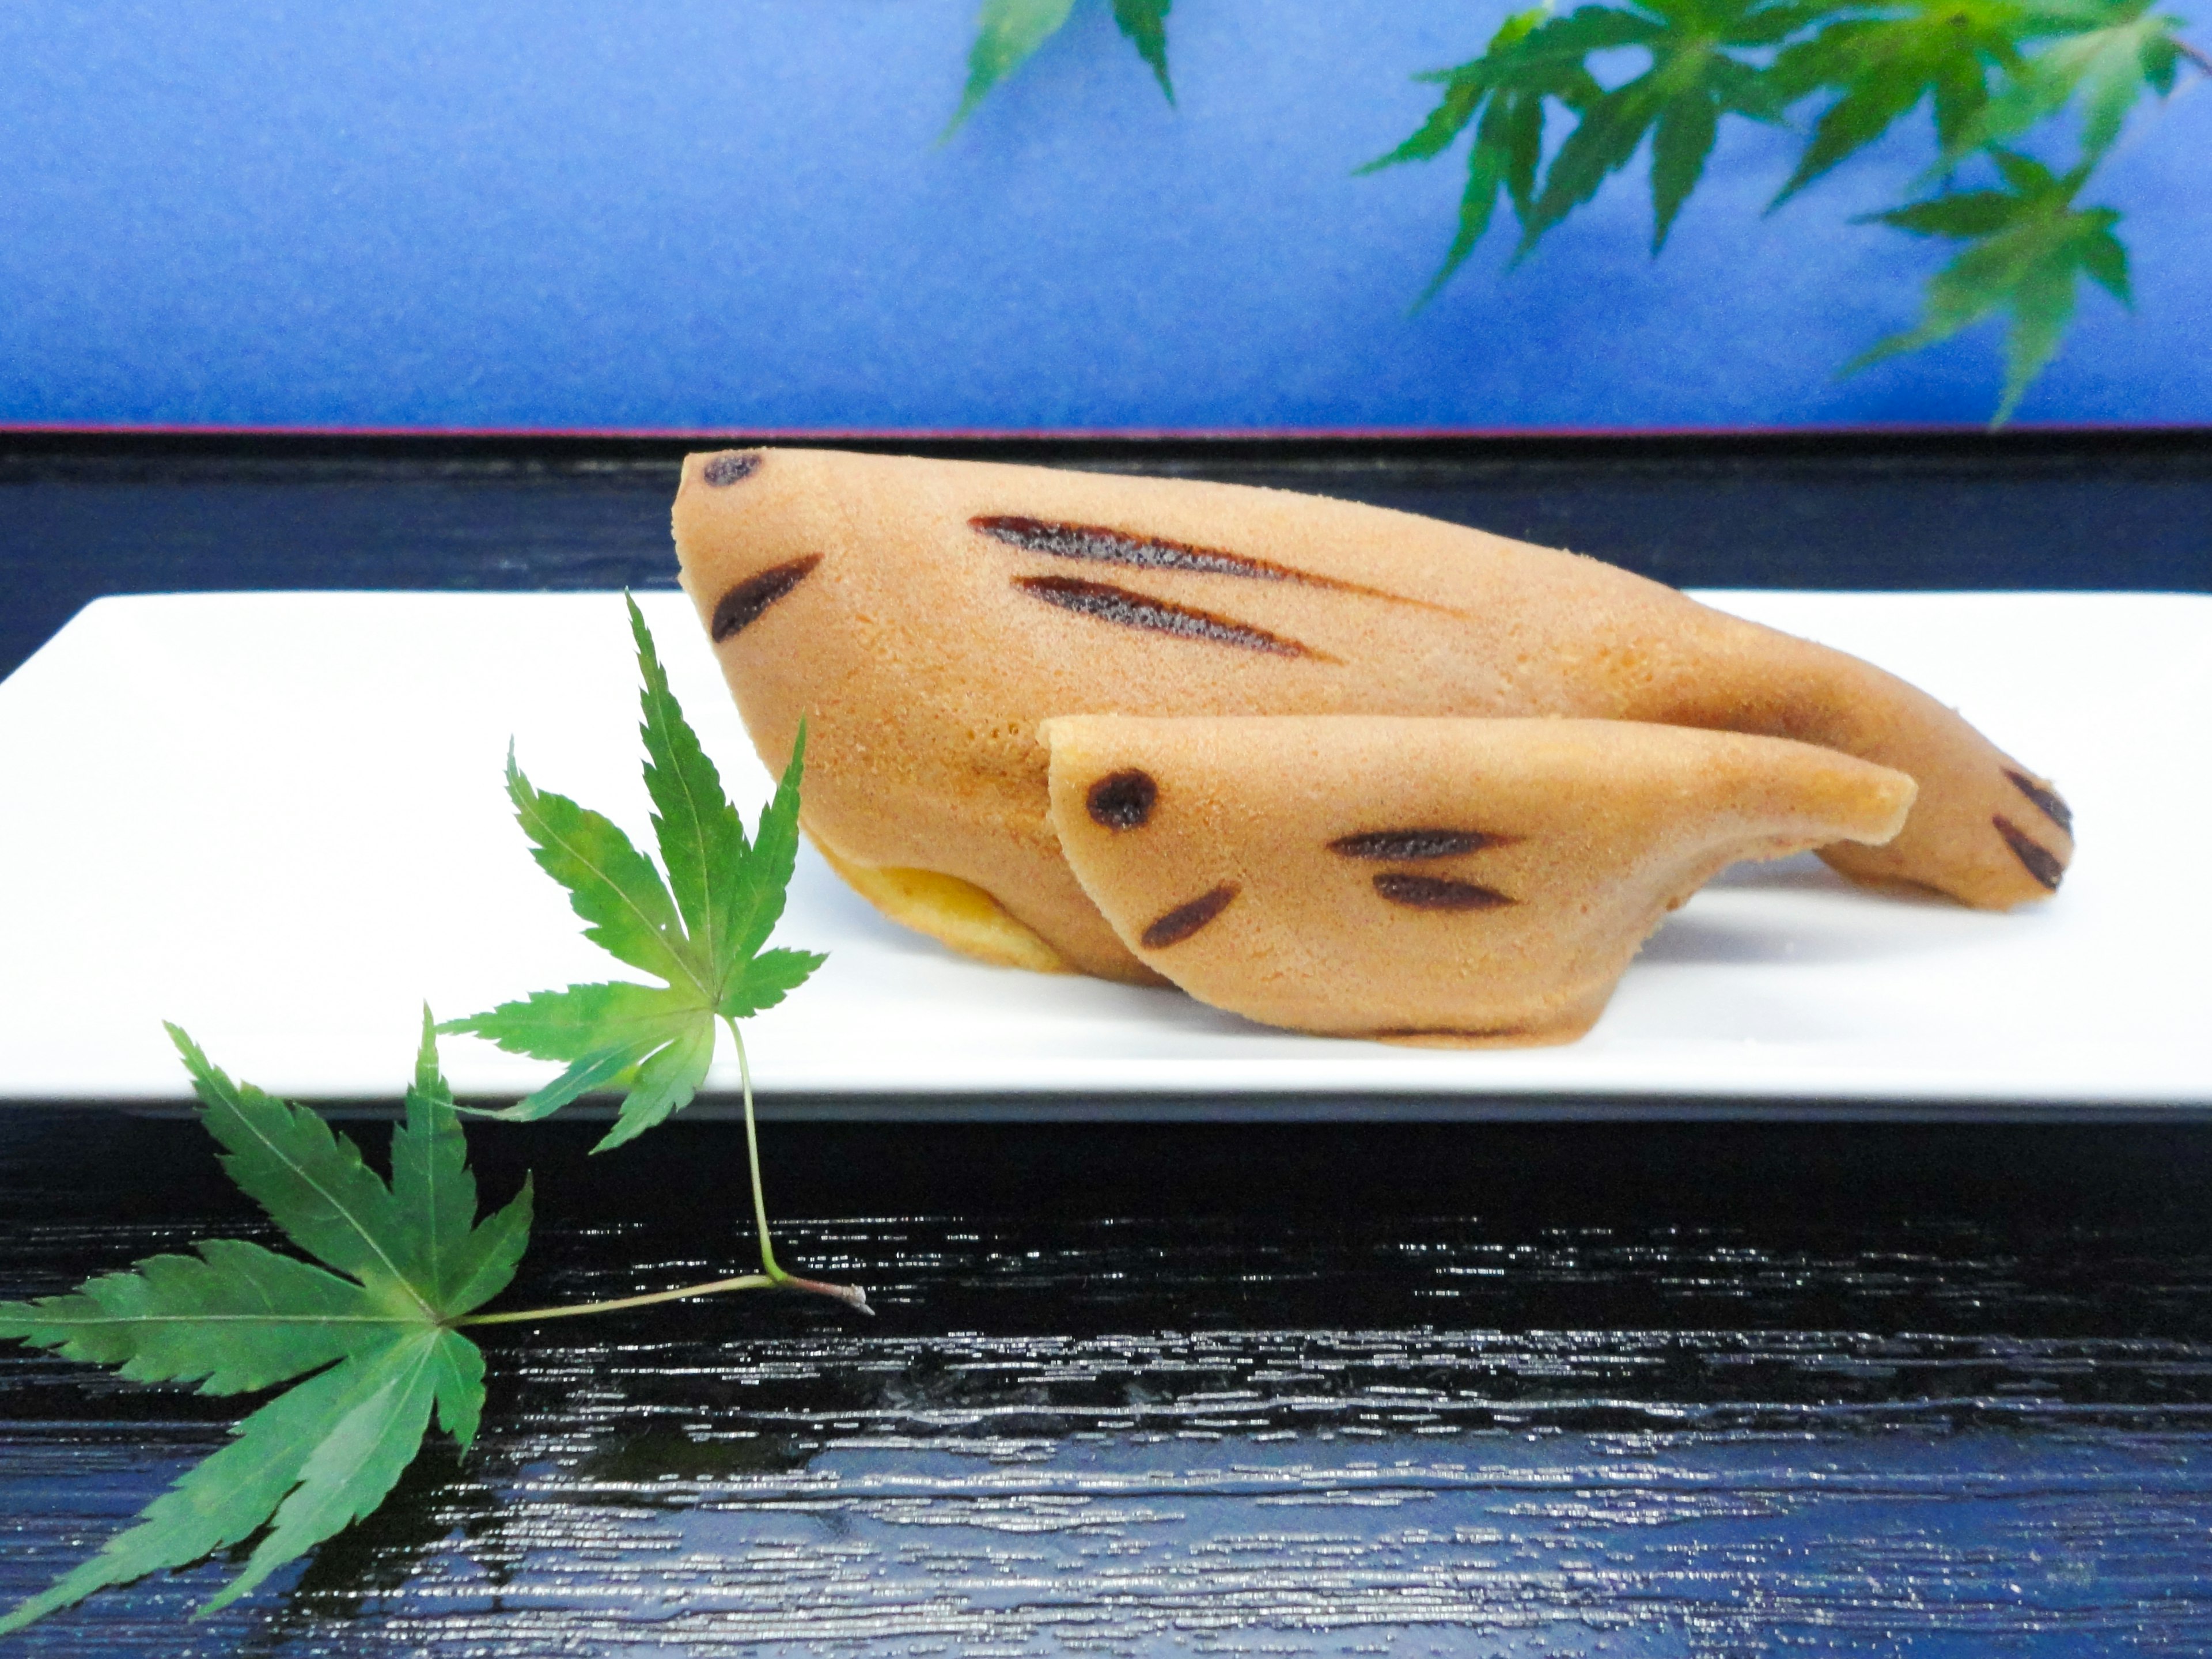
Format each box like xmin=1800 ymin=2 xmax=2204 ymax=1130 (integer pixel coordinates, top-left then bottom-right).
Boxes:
xmin=1944 ymin=0 xmax=2186 ymax=162
xmin=1516 ymin=0 xmax=1821 ymax=256
xmin=947 ymin=0 xmax=1174 ymax=133
xmin=441 ymin=596 xmax=823 ymax=1153
xmin=0 ymin=1016 xmax=531 ymax=1632
xmin=1363 ymin=8 xmax=1605 ymax=299
xmin=1766 ymin=0 xmax=2039 ymax=206
xmin=1846 ymin=149 xmax=2130 ymax=423
xmin=1113 ymin=0 xmax=1175 ymax=103
xmin=948 ymin=0 xmax=1076 ymax=132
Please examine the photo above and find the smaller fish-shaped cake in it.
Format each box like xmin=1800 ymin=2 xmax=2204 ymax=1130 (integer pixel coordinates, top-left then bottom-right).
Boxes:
xmin=1041 ymin=715 xmax=1914 ymax=1044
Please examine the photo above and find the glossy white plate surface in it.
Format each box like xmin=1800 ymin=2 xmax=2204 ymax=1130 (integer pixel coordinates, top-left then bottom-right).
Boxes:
xmin=1 ymin=590 xmax=2203 ymax=1118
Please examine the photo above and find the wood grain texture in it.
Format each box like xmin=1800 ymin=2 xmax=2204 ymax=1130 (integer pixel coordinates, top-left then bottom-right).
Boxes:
xmin=4 ymin=1112 xmax=2212 ymax=1653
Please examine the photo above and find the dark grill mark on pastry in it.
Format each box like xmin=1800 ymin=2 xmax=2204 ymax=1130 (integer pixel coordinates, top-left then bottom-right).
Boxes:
xmin=1330 ymin=828 xmax=1508 ymax=861
xmin=702 ymin=451 xmax=762 ymax=487
xmin=1014 ymin=575 xmax=1324 ymax=660
xmin=1087 ymin=769 xmax=1158 ymax=830
xmin=1372 ymin=873 xmax=1516 ymax=911
xmin=711 ymin=554 xmax=821 ymax=642
xmin=974 ymin=515 xmax=1443 ymax=609
xmin=1141 ymin=883 xmax=1239 ymax=949
xmin=2003 ymin=768 xmax=2073 ymax=834
xmin=1993 ymin=815 xmax=2064 ymax=891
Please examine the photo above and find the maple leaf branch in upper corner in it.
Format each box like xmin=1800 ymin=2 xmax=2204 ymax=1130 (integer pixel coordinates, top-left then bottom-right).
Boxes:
xmin=1370 ymin=0 xmax=2199 ymax=419
xmin=1372 ymin=0 xmax=1822 ymax=282
xmin=1844 ymin=149 xmax=2131 ymax=424
xmin=1818 ymin=0 xmax=2194 ymax=419
xmin=0 ymin=1014 xmax=530 ymax=1634
xmin=440 ymin=596 xmax=823 ymax=1154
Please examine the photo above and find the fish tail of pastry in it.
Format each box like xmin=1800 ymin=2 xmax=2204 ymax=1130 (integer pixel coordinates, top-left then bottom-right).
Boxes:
xmin=1631 ymin=616 xmax=2074 ymax=910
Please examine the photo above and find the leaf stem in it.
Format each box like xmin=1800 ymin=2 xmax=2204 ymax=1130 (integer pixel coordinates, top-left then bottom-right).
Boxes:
xmin=455 ymin=1274 xmax=775 ymax=1325
xmin=728 ymin=1017 xmax=873 ymax=1315
xmin=2179 ymin=37 xmax=2212 ymax=76
xmin=732 ymin=1019 xmax=782 ymax=1280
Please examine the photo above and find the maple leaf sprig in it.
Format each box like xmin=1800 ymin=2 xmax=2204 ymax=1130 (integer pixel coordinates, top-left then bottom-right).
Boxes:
xmin=0 ymin=601 xmax=867 ymax=1634
xmin=0 ymin=1016 xmax=848 ymax=1633
xmin=946 ymin=0 xmax=1174 ymax=135
xmin=441 ymin=596 xmax=865 ymax=1309
xmin=936 ymin=0 xmax=2199 ymax=419
xmin=0 ymin=1016 xmax=531 ymax=1632
xmin=1355 ymin=9 xmax=1605 ymax=301
xmin=1763 ymin=0 xmax=2074 ymax=207
xmin=1369 ymin=0 xmax=2203 ymax=422
xmin=1367 ymin=0 xmax=1823 ymax=265
xmin=1846 ymin=150 xmax=2130 ymax=421
xmin=1787 ymin=0 xmax=2187 ymax=416
xmin=1826 ymin=0 xmax=2186 ymax=420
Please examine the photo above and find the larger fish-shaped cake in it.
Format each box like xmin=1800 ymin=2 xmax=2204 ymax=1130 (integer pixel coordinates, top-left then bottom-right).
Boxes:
xmin=671 ymin=448 xmax=2071 ymax=1044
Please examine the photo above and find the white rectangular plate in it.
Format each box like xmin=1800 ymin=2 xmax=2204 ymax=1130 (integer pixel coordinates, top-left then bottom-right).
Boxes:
xmin=1 ymin=589 xmax=2205 ymax=1119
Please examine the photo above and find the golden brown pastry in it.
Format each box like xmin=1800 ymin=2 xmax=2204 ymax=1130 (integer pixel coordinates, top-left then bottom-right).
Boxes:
xmin=1040 ymin=715 xmax=1915 ymax=1044
xmin=671 ymin=446 xmax=2071 ymax=1018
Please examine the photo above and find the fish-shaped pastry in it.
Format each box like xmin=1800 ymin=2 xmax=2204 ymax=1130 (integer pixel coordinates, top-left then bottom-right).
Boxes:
xmin=669 ymin=447 xmax=2071 ymax=1044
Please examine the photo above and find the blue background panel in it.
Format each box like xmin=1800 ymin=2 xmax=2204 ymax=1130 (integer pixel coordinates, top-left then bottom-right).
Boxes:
xmin=2 ymin=1 xmax=2207 ymax=431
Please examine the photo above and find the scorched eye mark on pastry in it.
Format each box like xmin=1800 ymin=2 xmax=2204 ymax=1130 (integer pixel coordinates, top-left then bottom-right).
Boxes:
xmin=1371 ymin=873 xmax=1516 ymax=911
xmin=1330 ymin=828 xmax=1510 ymax=861
xmin=1141 ymin=883 xmax=1239 ymax=949
xmin=1087 ymin=769 xmax=1157 ymax=830
xmin=702 ymin=452 xmax=762 ymax=487
xmin=2003 ymin=768 xmax=2073 ymax=834
xmin=712 ymin=554 xmax=822 ymax=643
xmin=1992 ymin=815 xmax=2064 ymax=891
xmin=974 ymin=515 xmax=1439 ymax=609
xmin=1013 ymin=575 xmax=1328 ymax=660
